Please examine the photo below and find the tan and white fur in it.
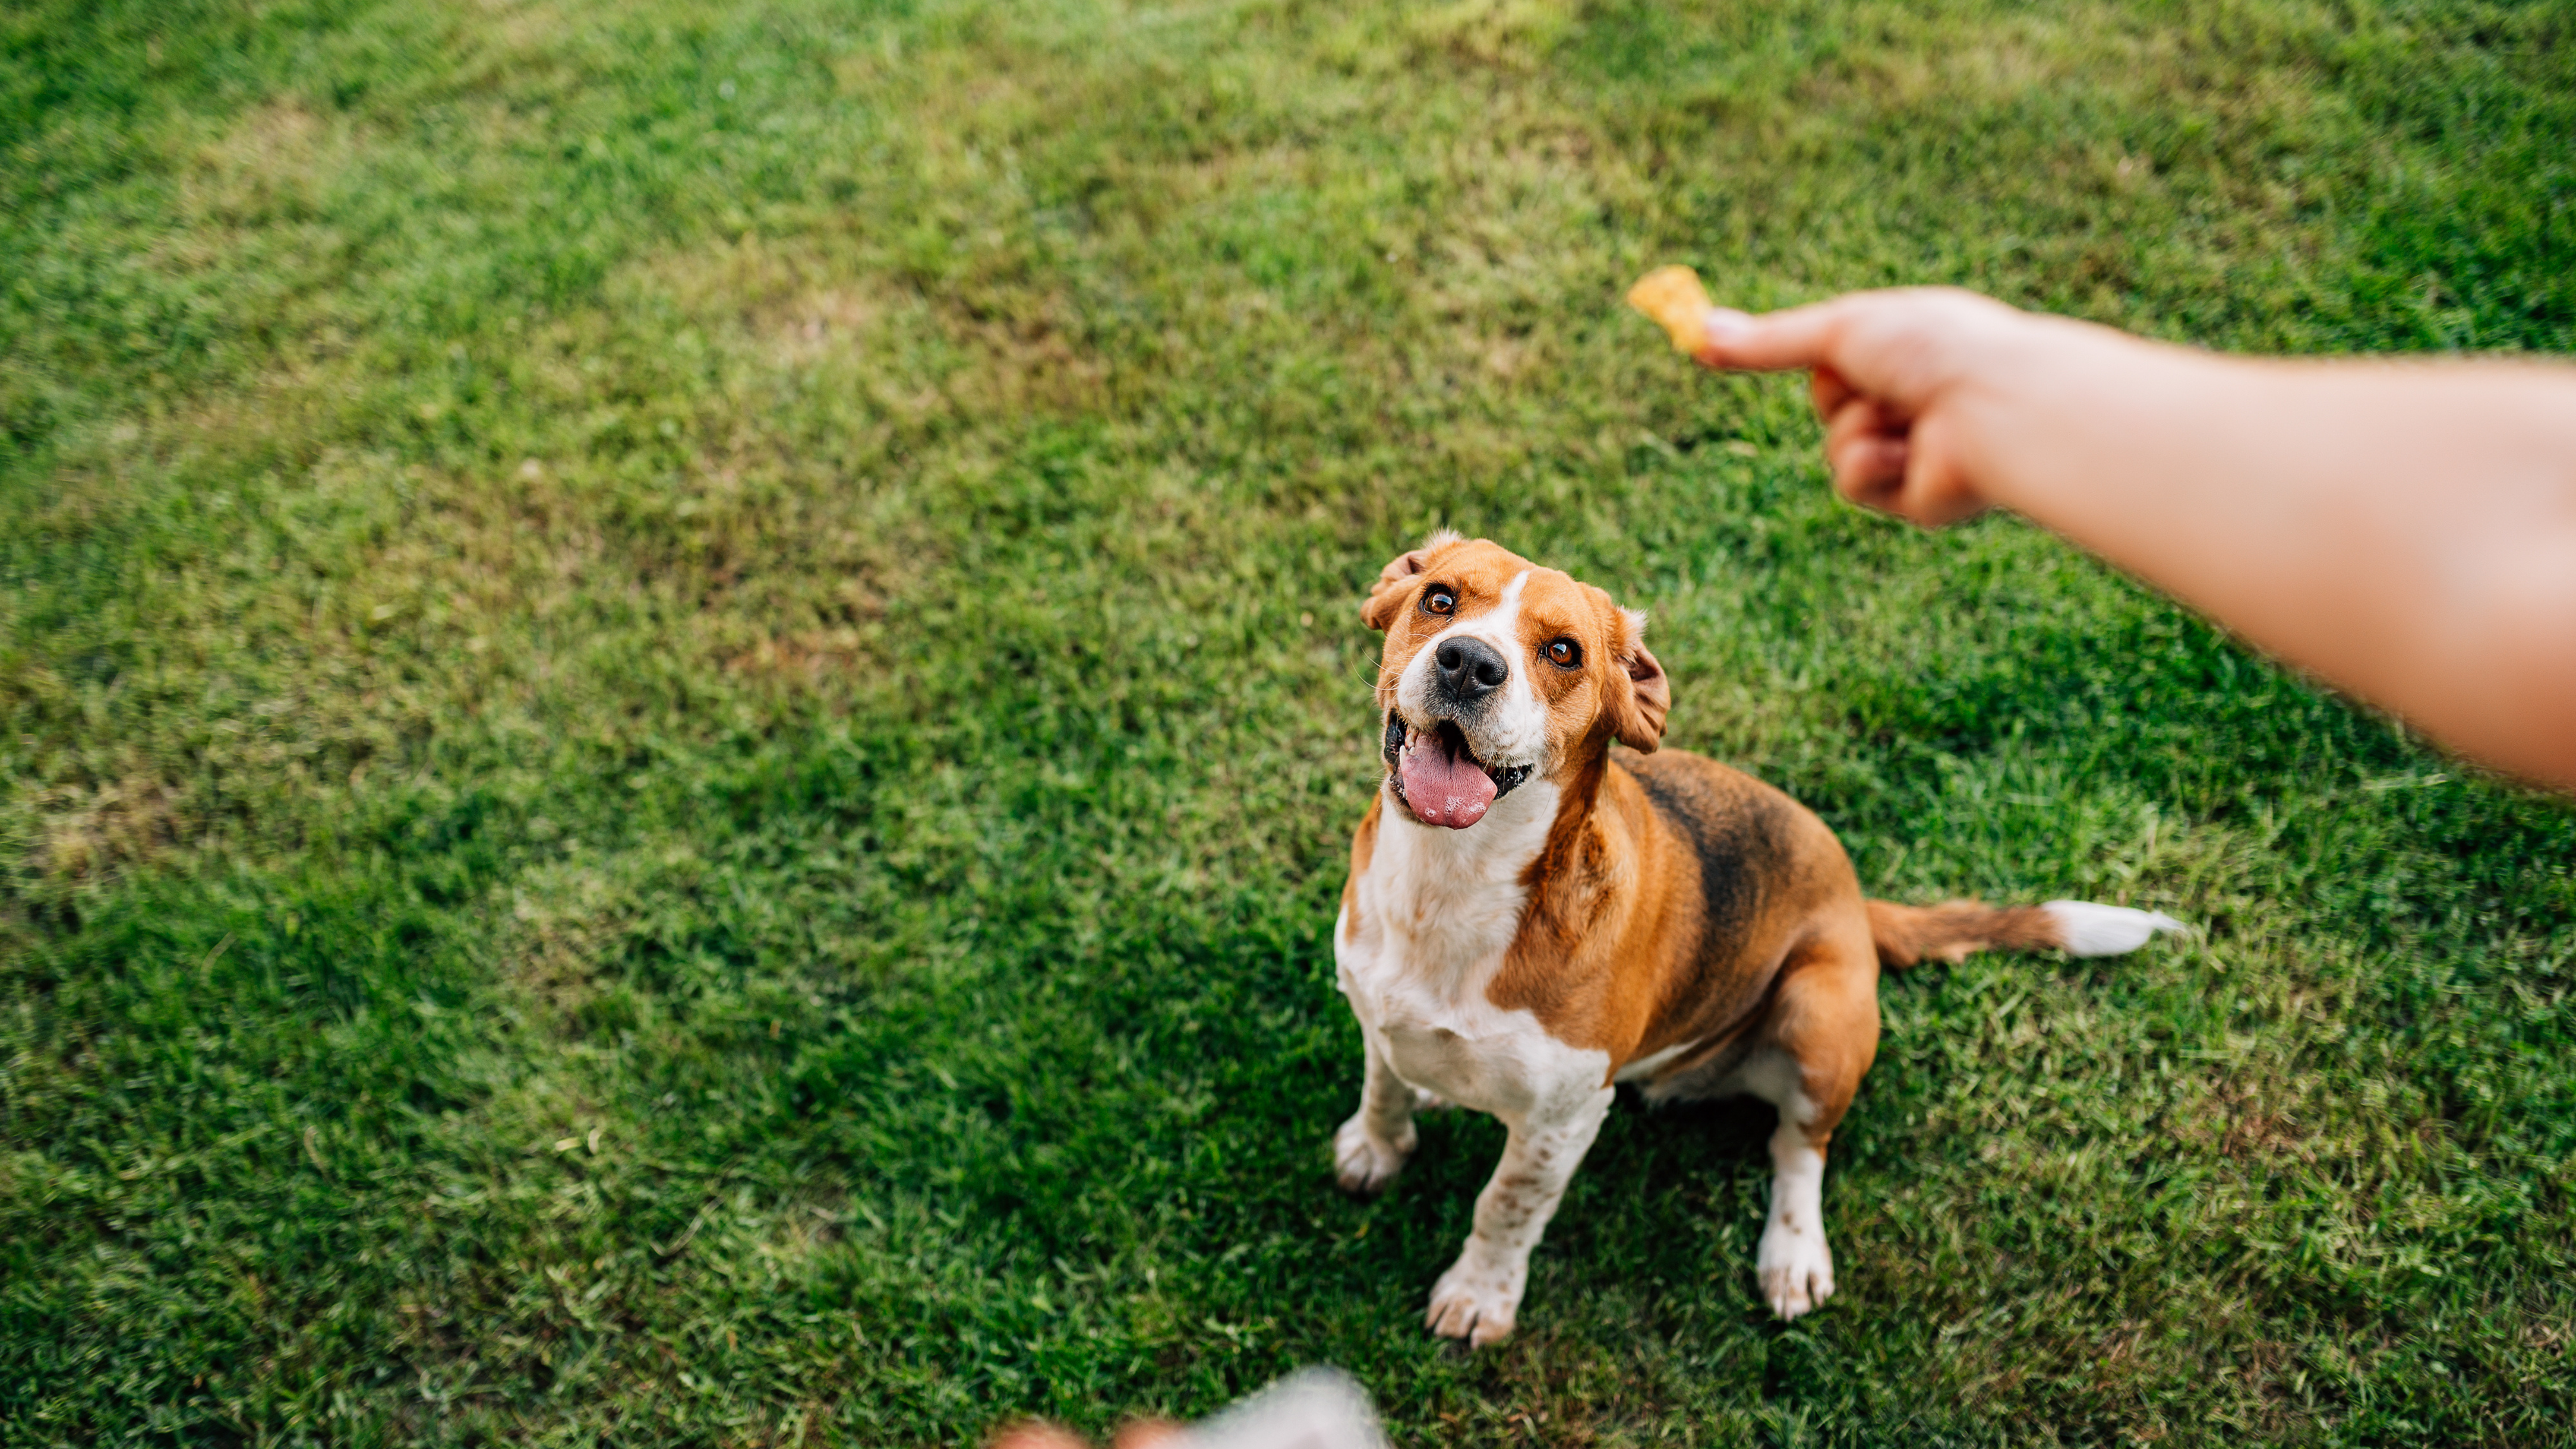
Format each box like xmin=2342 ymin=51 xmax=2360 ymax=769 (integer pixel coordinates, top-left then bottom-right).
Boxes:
xmin=1332 ymin=533 xmax=2182 ymax=1345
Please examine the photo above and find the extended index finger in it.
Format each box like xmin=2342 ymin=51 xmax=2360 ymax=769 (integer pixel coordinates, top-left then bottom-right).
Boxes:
xmin=1692 ymin=297 xmax=1861 ymax=373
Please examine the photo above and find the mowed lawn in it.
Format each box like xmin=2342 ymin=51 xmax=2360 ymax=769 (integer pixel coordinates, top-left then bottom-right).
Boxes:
xmin=5 ymin=0 xmax=2575 ymax=1443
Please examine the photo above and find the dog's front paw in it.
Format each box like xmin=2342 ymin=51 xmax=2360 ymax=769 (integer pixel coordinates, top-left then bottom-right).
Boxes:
xmin=1424 ymin=1248 xmax=1522 ymax=1347
xmin=1756 ymin=1221 xmax=1836 ymax=1321
xmin=1333 ymin=1114 xmax=1415 ymax=1195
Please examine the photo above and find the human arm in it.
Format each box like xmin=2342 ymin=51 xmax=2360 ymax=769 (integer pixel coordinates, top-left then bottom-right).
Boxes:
xmin=1692 ymin=288 xmax=2576 ymax=791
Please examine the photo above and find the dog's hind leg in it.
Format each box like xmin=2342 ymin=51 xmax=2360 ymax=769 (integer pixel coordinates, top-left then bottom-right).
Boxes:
xmin=1741 ymin=926 xmax=1882 ymax=1321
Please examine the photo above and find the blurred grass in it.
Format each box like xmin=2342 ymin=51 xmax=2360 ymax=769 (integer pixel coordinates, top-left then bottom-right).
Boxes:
xmin=4 ymin=0 xmax=2574 ymax=1443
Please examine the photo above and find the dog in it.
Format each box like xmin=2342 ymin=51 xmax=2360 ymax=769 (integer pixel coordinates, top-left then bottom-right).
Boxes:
xmin=1331 ymin=533 xmax=2181 ymax=1345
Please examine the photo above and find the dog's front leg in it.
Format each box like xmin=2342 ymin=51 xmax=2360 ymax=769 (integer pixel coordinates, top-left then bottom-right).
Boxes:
xmin=1424 ymin=1085 xmax=1615 ymax=1347
xmin=1333 ymin=1033 xmax=1420 ymax=1195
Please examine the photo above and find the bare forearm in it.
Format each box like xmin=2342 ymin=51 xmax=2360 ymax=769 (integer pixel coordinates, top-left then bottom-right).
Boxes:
xmin=1959 ymin=326 xmax=2576 ymax=787
xmin=1692 ymin=284 xmax=2576 ymax=787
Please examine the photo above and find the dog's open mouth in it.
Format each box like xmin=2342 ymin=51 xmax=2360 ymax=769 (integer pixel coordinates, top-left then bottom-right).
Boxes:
xmin=1383 ymin=716 xmax=1533 ymax=830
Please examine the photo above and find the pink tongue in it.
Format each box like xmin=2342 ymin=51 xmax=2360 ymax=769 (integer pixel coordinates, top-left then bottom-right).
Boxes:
xmin=1402 ymin=743 xmax=1498 ymax=829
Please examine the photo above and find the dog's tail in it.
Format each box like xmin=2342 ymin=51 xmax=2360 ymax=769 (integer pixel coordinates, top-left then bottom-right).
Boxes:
xmin=1866 ymin=898 xmax=2184 ymax=970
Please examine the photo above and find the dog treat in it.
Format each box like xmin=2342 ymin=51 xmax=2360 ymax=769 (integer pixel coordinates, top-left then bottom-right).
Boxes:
xmin=1625 ymin=265 xmax=1713 ymax=354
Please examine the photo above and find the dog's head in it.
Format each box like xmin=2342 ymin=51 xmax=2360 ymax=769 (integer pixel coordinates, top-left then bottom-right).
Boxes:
xmin=1360 ymin=532 xmax=1669 ymax=830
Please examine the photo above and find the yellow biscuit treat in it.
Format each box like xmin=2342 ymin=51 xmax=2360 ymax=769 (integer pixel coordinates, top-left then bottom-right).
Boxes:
xmin=1626 ymin=265 xmax=1713 ymax=354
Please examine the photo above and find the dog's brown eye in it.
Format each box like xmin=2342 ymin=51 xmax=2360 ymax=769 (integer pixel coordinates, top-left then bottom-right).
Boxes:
xmin=1547 ymin=638 xmax=1582 ymax=669
xmin=1424 ymin=588 xmax=1456 ymax=616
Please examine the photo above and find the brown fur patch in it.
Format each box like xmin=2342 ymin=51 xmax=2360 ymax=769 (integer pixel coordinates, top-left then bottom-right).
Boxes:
xmin=1865 ymin=900 xmax=2063 ymax=968
xmin=1340 ymin=797 xmax=1383 ymax=942
xmin=1486 ymin=748 xmax=1865 ymax=1081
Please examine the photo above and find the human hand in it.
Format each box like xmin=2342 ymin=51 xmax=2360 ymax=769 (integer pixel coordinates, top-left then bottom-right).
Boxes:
xmin=1690 ymin=287 xmax=2059 ymax=526
xmin=986 ymin=1368 xmax=1385 ymax=1449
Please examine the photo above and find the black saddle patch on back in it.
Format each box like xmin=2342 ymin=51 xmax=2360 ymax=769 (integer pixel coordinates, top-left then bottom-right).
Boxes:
xmin=1627 ymin=761 xmax=1791 ymax=969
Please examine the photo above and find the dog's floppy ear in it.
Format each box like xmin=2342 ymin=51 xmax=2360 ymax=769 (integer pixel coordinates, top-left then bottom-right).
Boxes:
xmin=1610 ymin=609 xmax=1670 ymax=752
xmin=1360 ymin=530 xmax=1461 ymax=631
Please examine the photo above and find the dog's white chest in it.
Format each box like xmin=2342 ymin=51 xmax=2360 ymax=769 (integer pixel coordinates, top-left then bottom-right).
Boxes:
xmin=1335 ymin=784 xmax=1610 ymax=1123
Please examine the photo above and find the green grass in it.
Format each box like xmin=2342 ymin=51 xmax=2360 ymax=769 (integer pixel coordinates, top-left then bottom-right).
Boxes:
xmin=4 ymin=0 xmax=2574 ymax=1442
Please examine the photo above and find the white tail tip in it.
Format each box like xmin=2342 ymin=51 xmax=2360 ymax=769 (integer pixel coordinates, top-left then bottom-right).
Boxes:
xmin=2040 ymin=900 xmax=2187 ymax=958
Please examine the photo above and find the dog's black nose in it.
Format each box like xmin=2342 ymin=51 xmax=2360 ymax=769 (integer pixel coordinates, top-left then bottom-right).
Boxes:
xmin=1433 ymin=636 xmax=1508 ymax=704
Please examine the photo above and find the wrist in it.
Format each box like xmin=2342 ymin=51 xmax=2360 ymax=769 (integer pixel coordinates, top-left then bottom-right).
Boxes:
xmin=1944 ymin=314 xmax=2188 ymax=514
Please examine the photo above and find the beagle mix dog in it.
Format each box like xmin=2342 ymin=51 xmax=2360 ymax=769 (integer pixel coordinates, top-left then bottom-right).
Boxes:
xmin=1332 ymin=533 xmax=2180 ymax=1345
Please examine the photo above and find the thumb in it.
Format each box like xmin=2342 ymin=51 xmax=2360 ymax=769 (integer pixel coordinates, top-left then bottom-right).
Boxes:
xmin=1693 ymin=298 xmax=1856 ymax=374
